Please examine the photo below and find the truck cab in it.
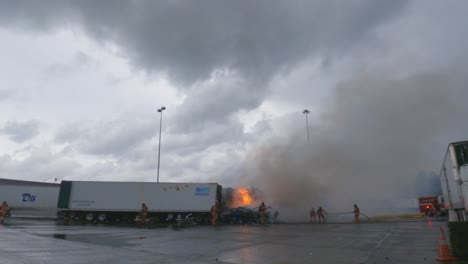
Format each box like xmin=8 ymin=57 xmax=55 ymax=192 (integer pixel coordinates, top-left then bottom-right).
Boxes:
xmin=418 ymin=195 xmax=447 ymax=216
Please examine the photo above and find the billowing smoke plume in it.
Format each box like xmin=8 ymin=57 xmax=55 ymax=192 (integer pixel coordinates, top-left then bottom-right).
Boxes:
xmin=242 ymin=66 xmax=468 ymax=221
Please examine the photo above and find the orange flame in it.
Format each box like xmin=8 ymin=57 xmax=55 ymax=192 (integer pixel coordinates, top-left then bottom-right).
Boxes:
xmin=238 ymin=188 xmax=253 ymax=205
xmin=229 ymin=188 xmax=254 ymax=208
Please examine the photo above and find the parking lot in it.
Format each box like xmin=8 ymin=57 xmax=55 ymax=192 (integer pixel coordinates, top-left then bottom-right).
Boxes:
xmin=0 ymin=218 xmax=461 ymax=264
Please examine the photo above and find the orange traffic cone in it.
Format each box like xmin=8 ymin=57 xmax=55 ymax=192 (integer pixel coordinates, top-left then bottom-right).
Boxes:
xmin=436 ymin=227 xmax=457 ymax=262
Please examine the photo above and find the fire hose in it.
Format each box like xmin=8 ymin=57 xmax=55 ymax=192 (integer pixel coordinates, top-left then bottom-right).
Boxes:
xmin=325 ymin=211 xmax=371 ymax=219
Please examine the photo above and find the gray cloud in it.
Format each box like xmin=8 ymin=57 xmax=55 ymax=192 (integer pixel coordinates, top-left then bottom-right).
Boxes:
xmin=46 ymin=51 xmax=92 ymax=77
xmin=0 ymin=89 xmax=14 ymax=101
xmin=55 ymin=117 xmax=155 ymax=156
xmin=165 ymin=118 xmax=245 ymax=155
xmin=50 ymin=111 xmax=250 ymax=183
xmin=0 ymin=145 xmax=80 ymax=182
xmin=170 ymin=71 xmax=263 ymax=131
xmin=1 ymin=120 xmax=40 ymax=142
xmin=0 ymin=143 xmax=154 ymax=182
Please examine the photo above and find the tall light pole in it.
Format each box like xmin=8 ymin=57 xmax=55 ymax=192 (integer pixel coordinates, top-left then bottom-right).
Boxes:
xmin=157 ymin=106 xmax=166 ymax=183
xmin=302 ymin=109 xmax=310 ymax=144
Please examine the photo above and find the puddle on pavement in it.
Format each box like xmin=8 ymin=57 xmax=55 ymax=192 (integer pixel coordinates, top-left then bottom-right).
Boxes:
xmin=46 ymin=233 xmax=134 ymax=248
xmin=53 ymin=234 xmax=66 ymax=239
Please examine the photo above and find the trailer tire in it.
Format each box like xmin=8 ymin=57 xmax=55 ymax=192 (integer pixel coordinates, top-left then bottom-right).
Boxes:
xmin=85 ymin=213 xmax=94 ymax=221
xmin=98 ymin=213 xmax=106 ymax=222
xmin=167 ymin=213 xmax=174 ymax=221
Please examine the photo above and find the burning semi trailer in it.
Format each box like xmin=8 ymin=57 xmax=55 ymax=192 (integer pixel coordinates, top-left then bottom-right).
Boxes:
xmin=0 ymin=178 xmax=278 ymax=225
xmin=221 ymin=187 xmax=279 ymax=224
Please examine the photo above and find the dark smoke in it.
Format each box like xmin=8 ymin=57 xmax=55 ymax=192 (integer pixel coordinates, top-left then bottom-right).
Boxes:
xmin=243 ymin=66 xmax=468 ymax=221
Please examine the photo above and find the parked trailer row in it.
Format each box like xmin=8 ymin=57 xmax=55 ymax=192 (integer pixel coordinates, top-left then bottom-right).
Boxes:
xmin=0 ymin=178 xmax=222 ymax=223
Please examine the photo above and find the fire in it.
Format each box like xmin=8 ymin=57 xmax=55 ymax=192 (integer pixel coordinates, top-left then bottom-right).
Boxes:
xmin=238 ymin=188 xmax=253 ymax=205
xmin=229 ymin=188 xmax=254 ymax=208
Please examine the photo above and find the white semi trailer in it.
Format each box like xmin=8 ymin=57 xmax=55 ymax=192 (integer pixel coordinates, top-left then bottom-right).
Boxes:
xmin=57 ymin=180 xmax=222 ymax=223
xmin=440 ymin=141 xmax=468 ymax=222
xmin=0 ymin=178 xmax=60 ymax=218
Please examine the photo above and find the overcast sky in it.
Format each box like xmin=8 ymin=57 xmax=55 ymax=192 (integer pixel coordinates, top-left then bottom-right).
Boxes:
xmin=0 ymin=0 xmax=467 ymax=207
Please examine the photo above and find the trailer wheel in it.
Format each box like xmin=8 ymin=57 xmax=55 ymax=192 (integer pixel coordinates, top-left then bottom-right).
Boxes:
xmin=98 ymin=213 xmax=106 ymax=222
xmin=167 ymin=213 xmax=174 ymax=221
xmin=194 ymin=216 xmax=202 ymax=224
xmin=425 ymin=210 xmax=432 ymax=217
xmin=85 ymin=213 xmax=94 ymax=221
xmin=69 ymin=212 xmax=77 ymax=219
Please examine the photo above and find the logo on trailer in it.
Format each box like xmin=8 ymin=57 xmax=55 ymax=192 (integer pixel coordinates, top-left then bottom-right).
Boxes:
xmin=22 ymin=193 xmax=36 ymax=202
xmin=195 ymin=187 xmax=210 ymax=196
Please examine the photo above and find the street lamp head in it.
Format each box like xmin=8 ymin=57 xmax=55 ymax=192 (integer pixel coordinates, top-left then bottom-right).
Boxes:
xmin=157 ymin=106 xmax=166 ymax=112
xmin=303 ymin=109 xmax=310 ymax=114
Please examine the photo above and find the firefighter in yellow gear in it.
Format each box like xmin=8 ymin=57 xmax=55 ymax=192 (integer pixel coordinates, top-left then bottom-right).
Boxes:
xmin=353 ymin=204 xmax=360 ymax=222
xmin=141 ymin=203 xmax=149 ymax=223
xmin=258 ymin=202 xmax=270 ymax=225
xmin=211 ymin=201 xmax=219 ymax=225
xmin=0 ymin=201 xmax=10 ymax=223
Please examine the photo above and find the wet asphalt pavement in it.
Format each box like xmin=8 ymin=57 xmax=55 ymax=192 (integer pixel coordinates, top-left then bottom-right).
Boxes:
xmin=0 ymin=218 xmax=463 ymax=264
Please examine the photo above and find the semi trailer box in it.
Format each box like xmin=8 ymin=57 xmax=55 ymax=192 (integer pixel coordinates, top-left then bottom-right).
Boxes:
xmin=57 ymin=180 xmax=222 ymax=222
xmin=0 ymin=178 xmax=60 ymax=218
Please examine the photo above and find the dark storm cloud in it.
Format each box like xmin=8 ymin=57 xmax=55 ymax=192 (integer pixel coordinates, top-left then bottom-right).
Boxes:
xmin=0 ymin=0 xmax=408 ymax=122
xmin=0 ymin=0 xmax=406 ymax=82
xmin=1 ymin=120 xmax=40 ymax=142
